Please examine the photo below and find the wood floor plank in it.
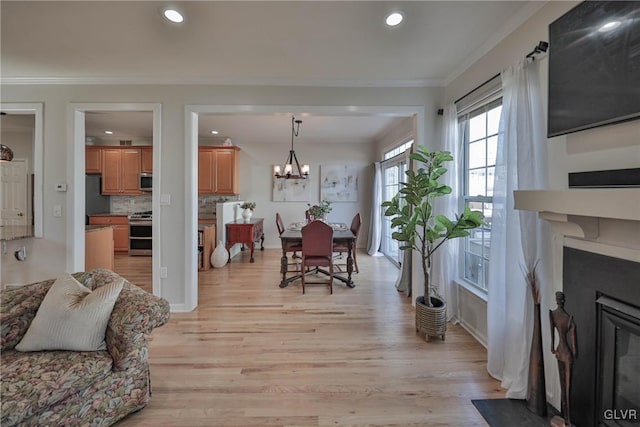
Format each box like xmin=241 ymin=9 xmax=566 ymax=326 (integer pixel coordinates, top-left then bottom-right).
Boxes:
xmin=114 ymin=249 xmax=499 ymax=426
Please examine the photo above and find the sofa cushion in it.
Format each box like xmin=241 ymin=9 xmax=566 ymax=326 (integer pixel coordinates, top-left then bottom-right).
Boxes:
xmin=15 ymin=273 xmax=124 ymax=352
xmin=0 ymin=349 xmax=113 ymax=426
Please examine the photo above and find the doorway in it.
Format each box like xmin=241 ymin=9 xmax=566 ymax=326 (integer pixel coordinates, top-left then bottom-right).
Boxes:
xmin=70 ymin=103 xmax=161 ymax=297
xmin=183 ymin=105 xmax=424 ymax=311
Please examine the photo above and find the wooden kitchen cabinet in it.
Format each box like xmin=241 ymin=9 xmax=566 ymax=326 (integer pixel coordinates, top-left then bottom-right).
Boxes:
xmin=197 ymin=224 xmax=216 ymax=271
xmin=198 ymin=147 xmax=240 ymax=195
xmin=85 ymin=226 xmax=114 ymax=270
xmin=89 ymin=215 xmax=129 ymax=252
xmin=85 ymin=147 xmax=102 ymax=174
xmin=101 ymin=148 xmax=142 ymax=195
xmin=141 ymin=147 xmax=153 ymax=173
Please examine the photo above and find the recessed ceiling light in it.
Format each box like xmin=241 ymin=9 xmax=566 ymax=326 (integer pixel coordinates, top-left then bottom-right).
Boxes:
xmin=385 ymin=11 xmax=404 ymax=27
xmin=598 ymin=20 xmax=621 ymax=32
xmin=104 ymin=130 xmax=113 ymax=135
xmin=163 ymin=9 xmax=184 ymax=23
xmin=210 ymin=130 xmax=219 ymax=135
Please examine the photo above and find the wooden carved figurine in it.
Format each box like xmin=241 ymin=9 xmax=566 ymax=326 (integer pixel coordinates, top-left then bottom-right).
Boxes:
xmin=549 ymin=291 xmax=577 ymax=427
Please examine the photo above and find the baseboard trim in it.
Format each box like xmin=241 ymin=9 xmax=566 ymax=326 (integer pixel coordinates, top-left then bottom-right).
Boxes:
xmin=459 ymin=318 xmax=488 ymax=349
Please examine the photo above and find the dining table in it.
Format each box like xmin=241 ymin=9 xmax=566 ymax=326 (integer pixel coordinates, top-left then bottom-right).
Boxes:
xmin=278 ymin=222 xmax=356 ymax=289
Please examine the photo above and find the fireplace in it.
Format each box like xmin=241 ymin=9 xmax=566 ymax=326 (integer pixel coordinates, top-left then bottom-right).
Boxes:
xmin=596 ymin=296 xmax=640 ymax=426
xmin=563 ymin=247 xmax=640 ymax=427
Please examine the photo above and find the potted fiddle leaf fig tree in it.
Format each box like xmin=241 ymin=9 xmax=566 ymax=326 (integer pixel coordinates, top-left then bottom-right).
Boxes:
xmin=382 ymin=146 xmax=484 ymax=341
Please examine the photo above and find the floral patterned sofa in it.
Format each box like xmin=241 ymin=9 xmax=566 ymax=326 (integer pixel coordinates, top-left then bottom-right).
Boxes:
xmin=0 ymin=269 xmax=170 ymax=426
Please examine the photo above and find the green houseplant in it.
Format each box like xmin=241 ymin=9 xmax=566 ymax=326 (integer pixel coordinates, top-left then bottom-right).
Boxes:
xmin=382 ymin=146 xmax=484 ymax=340
xmin=307 ymin=200 xmax=332 ymax=220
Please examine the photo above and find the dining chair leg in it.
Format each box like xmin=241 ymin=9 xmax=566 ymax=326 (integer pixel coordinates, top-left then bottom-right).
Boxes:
xmin=301 ymin=264 xmax=306 ymax=294
xmin=329 ymin=264 xmax=333 ymax=294
xmin=353 ymin=250 xmax=359 ymax=274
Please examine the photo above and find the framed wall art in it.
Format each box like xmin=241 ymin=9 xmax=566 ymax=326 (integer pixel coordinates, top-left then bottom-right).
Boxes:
xmin=320 ymin=164 xmax=358 ymax=202
xmin=272 ymin=173 xmax=311 ymax=202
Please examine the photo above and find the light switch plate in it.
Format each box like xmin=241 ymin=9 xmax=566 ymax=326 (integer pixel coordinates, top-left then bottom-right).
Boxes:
xmin=53 ymin=205 xmax=62 ymax=217
xmin=160 ymin=194 xmax=171 ymax=205
xmin=159 ymin=267 xmax=168 ymax=278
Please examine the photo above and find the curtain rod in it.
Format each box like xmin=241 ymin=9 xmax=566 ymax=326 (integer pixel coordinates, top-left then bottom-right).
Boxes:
xmin=454 ymin=73 xmax=500 ymax=105
xmin=454 ymin=40 xmax=548 ymax=105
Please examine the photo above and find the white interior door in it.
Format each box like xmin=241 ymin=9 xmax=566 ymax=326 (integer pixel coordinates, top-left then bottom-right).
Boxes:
xmin=0 ymin=159 xmax=29 ymax=226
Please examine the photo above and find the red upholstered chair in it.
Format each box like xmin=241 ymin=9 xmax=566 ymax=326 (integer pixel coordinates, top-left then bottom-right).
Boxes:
xmin=301 ymin=220 xmax=334 ymax=294
xmin=334 ymin=212 xmax=361 ymax=274
xmin=276 ymin=213 xmax=302 ymax=270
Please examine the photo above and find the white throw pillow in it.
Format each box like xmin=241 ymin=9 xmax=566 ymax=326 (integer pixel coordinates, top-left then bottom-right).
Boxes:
xmin=15 ymin=273 xmax=124 ymax=352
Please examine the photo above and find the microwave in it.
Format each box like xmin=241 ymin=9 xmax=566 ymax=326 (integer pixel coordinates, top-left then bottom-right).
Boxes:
xmin=139 ymin=173 xmax=152 ymax=191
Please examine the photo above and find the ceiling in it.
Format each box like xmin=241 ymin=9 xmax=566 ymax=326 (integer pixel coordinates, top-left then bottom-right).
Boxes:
xmin=2 ymin=1 xmax=539 ymax=145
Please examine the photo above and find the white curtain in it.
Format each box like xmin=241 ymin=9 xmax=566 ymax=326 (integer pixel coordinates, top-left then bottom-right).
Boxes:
xmin=394 ymin=247 xmax=412 ymax=296
xmin=432 ymin=103 xmax=461 ymax=321
xmin=367 ymin=162 xmax=383 ymax=256
xmin=487 ymin=58 xmax=551 ymax=398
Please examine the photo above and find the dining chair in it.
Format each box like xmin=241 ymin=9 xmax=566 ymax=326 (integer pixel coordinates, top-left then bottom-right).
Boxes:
xmin=276 ymin=212 xmax=302 ymax=270
xmin=333 ymin=212 xmax=361 ymax=274
xmin=301 ymin=220 xmax=334 ymax=294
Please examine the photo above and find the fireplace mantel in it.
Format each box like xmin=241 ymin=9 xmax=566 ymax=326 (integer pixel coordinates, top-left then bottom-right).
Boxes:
xmin=513 ymin=189 xmax=640 ymax=239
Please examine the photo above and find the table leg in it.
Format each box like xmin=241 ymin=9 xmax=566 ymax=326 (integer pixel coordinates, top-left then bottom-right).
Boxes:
xmin=249 ymin=242 xmax=255 ymax=263
xmin=260 ymin=233 xmax=265 ymax=250
xmin=346 ymin=240 xmax=355 ymax=288
xmin=280 ymin=245 xmax=289 ymax=287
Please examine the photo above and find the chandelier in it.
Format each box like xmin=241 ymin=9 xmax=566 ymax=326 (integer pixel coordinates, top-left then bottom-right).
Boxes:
xmin=274 ymin=115 xmax=309 ymax=179
xmin=0 ymin=144 xmax=14 ymax=162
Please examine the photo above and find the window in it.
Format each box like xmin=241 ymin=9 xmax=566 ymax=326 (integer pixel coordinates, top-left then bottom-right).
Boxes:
xmin=381 ymin=140 xmax=413 ymax=266
xmin=460 ymin=100 xmax=501 ymax=290
xmin=384 ymin=140 xmax=413 ymax=161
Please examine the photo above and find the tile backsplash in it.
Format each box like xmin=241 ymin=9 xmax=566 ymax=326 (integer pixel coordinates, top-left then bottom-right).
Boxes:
xmin=199 ymin=195 xmax=239 ymax=215
xmin=110 ymin=195 xmax=152 ymax=214
xmin=109 ymin=194 xmax=238 ymax=215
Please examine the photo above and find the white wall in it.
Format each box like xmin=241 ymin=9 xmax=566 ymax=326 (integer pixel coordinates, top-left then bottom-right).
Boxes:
xmin=0 ymin=84 xmax=442 ymax=306
xmin=237 ymin=140 xmax=375 ymax=249
xmin=443 ymin=0 xmax=640 ymax=408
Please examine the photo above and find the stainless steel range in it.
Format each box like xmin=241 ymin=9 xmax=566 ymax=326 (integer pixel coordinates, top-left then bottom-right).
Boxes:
xmin=128 ymin=211 xmax=152 ymax=256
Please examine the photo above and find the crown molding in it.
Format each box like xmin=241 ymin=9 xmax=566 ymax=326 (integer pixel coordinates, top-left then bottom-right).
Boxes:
xmin=443 ymin=1 xmax=548 ymax=87
xmin=1 ymin=76 xmax=445 ymax=88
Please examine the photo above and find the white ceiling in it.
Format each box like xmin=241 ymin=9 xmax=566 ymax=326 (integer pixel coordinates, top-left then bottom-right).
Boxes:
xmin=2 ymin=1 xmax=539 ymax=145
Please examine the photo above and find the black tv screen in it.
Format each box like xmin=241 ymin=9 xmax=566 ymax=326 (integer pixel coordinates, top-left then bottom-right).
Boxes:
xmin=548 ymin=1 xmax=640 ymax=138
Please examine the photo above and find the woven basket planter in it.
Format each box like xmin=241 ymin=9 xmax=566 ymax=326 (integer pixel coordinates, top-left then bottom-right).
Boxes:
xmin=415 ymin=296 xmax=446 ymax=341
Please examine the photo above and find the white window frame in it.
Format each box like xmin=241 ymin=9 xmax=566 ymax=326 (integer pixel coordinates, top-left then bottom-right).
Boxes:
xmin=380 ymin=139 xmax=414 ymax=267
xmin=458 ymin=99 xmax=502 ymax=292
xmin=455 ymin=75 xmax=502 ymax=293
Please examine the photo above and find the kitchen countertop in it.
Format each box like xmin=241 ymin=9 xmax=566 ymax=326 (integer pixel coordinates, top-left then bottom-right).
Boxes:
xmin=0 ymin=225 xmax=35 ymax=241
xmin=86 ymin=225 xmax=114 ymax=232
xmin=199 ymin=214 xmax=216 ymax=221
xmin=88 ymin=213 xmax=129 ymax=217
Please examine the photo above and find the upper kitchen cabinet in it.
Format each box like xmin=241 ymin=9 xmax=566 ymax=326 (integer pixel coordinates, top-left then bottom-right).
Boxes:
xmin=102 ymin=148 xmax=143 ymax=195
xmin=141 ymin=147 xmax=153 ymax=173
xmin=198 ymin=147 xmax=240 ymax=195
xmin=86 ymin=147 xmax=102 ymax=174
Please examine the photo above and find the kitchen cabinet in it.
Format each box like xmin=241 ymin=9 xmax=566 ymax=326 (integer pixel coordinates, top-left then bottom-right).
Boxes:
xmin=101 ymin=148 xmax=142 ymax=195
xmin=198 ymin=147 xmax=240 ymax=195
xmin=197 ymin=224 xmax=216 ymax=271
xmin=85 ymin=226 xmax=114 ymax=270
xmin=85 ymin=147 xmax=102 ymax=174
xmin=89 ymin=215 xmax=129 ymax=252
xmin=141 ymin=147 xmax=153 ymax=173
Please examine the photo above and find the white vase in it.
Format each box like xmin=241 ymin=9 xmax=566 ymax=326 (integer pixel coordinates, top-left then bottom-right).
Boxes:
xmin=210 ymin=240 xmax=229 ymax=268
xmin=242 ymin=208 xmax=253 ymax=222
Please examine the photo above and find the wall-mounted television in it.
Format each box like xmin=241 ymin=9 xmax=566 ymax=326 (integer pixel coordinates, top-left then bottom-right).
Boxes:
xmin=548 ymin=1 xmax=640 ymax=138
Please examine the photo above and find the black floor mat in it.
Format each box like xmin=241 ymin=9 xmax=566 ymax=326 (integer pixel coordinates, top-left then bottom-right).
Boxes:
xmin=472 ymin=399 xmax=559 ymax=427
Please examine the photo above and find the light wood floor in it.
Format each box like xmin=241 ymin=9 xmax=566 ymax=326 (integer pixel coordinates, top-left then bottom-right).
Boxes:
xmin=114 ymin=250 xmax=500 ymax=426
